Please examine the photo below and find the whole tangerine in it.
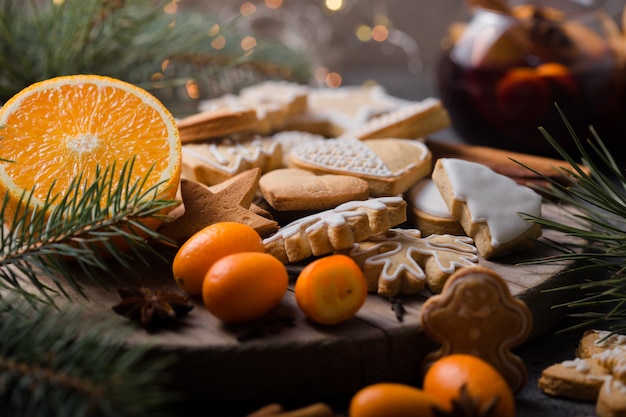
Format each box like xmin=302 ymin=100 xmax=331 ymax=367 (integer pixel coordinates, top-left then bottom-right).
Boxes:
xmin=202 ymin=251 xmax=289 ymax=323
xmin=294 ymin=254 xmax=368 ymax=325
xmin=423 ymin=353 xmax=515 ymax=417
xmin=172 ymin=222 xmax=264 ymax=296
xmin=349 ymin=382 xmax=437 ymax=417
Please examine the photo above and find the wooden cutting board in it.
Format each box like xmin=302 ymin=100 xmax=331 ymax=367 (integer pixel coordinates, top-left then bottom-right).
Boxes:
xmin=61 ymin=202 xmax=583 ymax=403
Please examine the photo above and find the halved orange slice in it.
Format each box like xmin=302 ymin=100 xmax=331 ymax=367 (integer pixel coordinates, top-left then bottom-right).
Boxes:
xmin=0 ymin=75 xmax=181 ymax=233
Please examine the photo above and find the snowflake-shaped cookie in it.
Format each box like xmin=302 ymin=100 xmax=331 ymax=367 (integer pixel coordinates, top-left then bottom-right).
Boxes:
xmin=345 ymin=228 xmax=479 ymax=296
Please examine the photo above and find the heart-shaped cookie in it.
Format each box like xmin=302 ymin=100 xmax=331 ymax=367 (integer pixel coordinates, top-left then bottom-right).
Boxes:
xmin=288 ymin=137 xmax=432 ymax=196
xmin=259 ymin=168 xmax=369 ymax=211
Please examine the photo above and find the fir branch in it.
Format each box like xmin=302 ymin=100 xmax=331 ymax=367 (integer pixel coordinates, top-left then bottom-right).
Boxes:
xmin=0 ymin=158 xmax=179 ymax=305
xmin=519 ymin=105 xmax=626 ymax=332
xmin=0 ymin=299 xmax=178 ymax=417
xmin=0 ymin=0 xmax=312 ymax=104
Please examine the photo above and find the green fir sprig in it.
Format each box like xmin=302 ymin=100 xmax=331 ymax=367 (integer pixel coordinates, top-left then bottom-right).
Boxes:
xmin=0 ymin=0 xmax=312 ymax=105
xmin=519 ymin=107 xmax=626 ymax=334
xmin=0 ymin=160 xmax=183 ymax=416
xmin=0 ymin=158 xmax=179 ymax=305
xmin=0 ymin=299 xmax=178 ymax=417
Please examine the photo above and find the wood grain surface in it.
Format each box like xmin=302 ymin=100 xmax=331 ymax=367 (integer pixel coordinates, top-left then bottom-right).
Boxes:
xmin=58 ymin=203 xmax=584 ymax=403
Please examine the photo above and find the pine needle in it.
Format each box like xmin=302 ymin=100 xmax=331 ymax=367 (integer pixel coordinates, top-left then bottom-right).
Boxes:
xmin=0 ymin=158 xmax=179 ymax=305
xmin=0 ymin=299 xmax=178 ymax=417
xmin=520 ymin=105 xmax=626 ymax=332
xmin=0 ymin=0 xmax=312 ymax=104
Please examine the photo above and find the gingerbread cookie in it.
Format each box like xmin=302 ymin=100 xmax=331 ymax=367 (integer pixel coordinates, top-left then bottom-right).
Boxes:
xmin=540 ymin=330 xmax=626 ymax=416
xmin=597 ymin=377 xmax=626 ymax=417
xmin=289 ymin=137 xmax=432 ymax=196
xmin=342 ymin=229 xmax=478 ymax=296
xmin=431 ymin=158 xmax=542 ymax=258
xmin=238 ymin=81 xmax=309 ymax=134
xmin=406 ymin=179 xmax=464 ymax=236
xmin=340 ymin=97 xmax=451 ymax=140
xmin=577 ymin=330 xmax=626 ymax=359
xmin=176 ymin=104 xmax=259 ymax=143
xmin=538 ymin=357 xmax=610 ymax=401
xmin=182 ymin=135 xmax=282 ymax=186
xmin=282 ymin=84 xmax=411 ymax=137
xmin=420 ymin=265 xmax=533 ymax=393
xmin=263 ymin=197 xmax=407 ymax=264
xmin=271 ymin=131 xmax=325 ymax=167
xmin=259 ymin=168 xmax=369 ymax=211
xmin=158 ymin=170 xmax=278 ymax=244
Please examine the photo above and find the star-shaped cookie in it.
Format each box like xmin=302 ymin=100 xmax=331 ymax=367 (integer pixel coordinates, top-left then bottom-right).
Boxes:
xmin=158 ymin=168 xmax=278 ymax=245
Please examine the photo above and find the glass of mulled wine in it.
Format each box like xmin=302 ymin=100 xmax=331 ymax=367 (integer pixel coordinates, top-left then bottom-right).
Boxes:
xmin=437 ymin=0 xmax=624 ymax=156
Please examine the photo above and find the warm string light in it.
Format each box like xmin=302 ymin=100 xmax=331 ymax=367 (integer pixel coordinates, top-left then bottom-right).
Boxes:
xmin=236 ymin=1 xmax=422 ymax=88
xmin=161 ymin=0 xmax=424 ymax=95
xmin=163 ymin=0 xmax=178 ymax=14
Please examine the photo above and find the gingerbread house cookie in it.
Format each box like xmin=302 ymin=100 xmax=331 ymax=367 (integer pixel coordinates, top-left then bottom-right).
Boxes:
xmin=431 ymin=158 xmax=542 ymax=258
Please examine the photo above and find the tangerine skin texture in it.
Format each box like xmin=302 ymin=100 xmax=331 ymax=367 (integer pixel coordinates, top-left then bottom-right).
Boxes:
xmin=172 ymin=222 xmax=265 ymax=296
xmin=423 ymin=353 xmax=515 ymax=417
xmin=294 ymin=254 xmax=368 ymax=325
xmin=202 ymin=252 xmax=289 ymax=324
xmin=349 ymin=383 xmax=438 ymax=417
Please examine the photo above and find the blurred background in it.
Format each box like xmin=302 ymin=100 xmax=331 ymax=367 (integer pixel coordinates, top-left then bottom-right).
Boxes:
xmin=3 ymin=0 xmax=626 ymax=152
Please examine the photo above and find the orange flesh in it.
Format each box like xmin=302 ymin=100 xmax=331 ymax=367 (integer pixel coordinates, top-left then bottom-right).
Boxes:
xmin=0 ymin=81 xmax=175 ymax=202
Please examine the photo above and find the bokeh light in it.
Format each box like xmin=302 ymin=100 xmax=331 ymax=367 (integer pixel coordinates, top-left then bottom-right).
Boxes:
xmin=208 ymin=24 xmax=220 ymax=37
xmin=371 ymin=25 xmax=388 ymax=42
xmin=241 ymin=36 xmax=257 ymax=51
xmin=186 ymin=80 xmax=200 ymax=99
xmin=163 ymin=0 xmax=178 ymax=14
xmin=240 ymin=2 xmax=256 ymax=16
xmin=211 ymin=35 xmax=226 ymax=50
xmin=265 ymin=0 xmax=283 ymax=9
xmin=355 ymin=25 xmax=372 ymax=42
xmin=325 ymin=0 xmax=343 ymax=12
xmin=325 ymin=72 xmax=342 ymax=88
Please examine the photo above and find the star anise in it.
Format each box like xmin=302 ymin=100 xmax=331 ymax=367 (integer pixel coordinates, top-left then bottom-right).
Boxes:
xmin=112 ymin=286 xmax=193 ymax=331
xmin=432 ymin=384 xmax=499 ymax=417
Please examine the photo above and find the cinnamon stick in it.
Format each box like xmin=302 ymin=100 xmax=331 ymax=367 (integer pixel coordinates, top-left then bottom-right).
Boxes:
xmin=424 ymin=138 xmax=589 ymax=188
xmin=246 ymin=403 xmax=335 ymax=417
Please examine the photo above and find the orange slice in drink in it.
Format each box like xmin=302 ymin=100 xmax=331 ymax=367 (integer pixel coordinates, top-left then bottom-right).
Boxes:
xmin=0 ymin=75 xmax=181 ymax=235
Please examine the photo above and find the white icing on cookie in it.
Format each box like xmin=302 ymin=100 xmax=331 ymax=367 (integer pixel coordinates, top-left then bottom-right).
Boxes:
xmin=348 ymin=229 xmax=478 ymax=284
xmin=271 ymin=131 xmax=325 ymax=165
xmin=263 ymin=197 xmax=404 ymax=243
xmin=340 ymin=98 xmax=441 ymax=139
xmin=594 ymin=330 xmax=626 ymax=348
xmin=440 ymin=158 xmax=542 ymax=248
xmin=290 ymin=137 xmax=426 ymax=179
xmin=307 ymin=85 xmax=411 ymax=131
xmin=408 ymin=179 xmax=454 ymax=219
xmin=183 ymin=137 xmax=278 ymax=175
xmin=562 ymin=358 xmax=592 ymax=374
xmin=290 ymin=138 xmax=392 ymax=177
